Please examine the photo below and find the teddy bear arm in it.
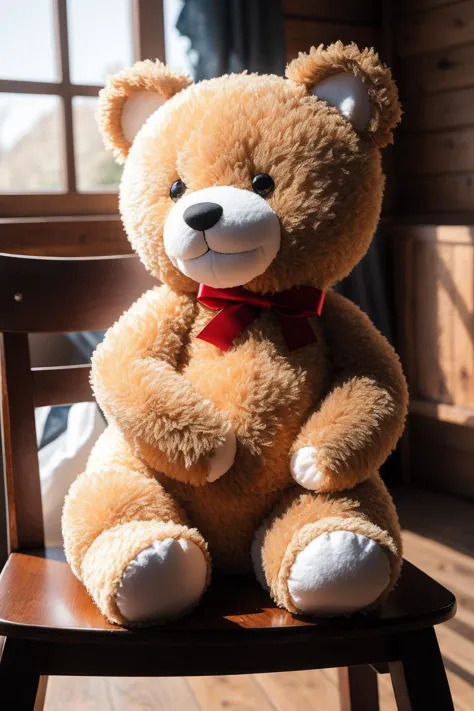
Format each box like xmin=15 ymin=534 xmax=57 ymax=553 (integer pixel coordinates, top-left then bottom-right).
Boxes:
xmin=290 ymin=291 xmax=408 ymax=493
xmin=91 ymin=286 xmax=232 ymax=484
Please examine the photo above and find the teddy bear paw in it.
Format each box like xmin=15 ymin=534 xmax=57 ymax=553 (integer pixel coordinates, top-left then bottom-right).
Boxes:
xmin=287 ymin=529 xmax=390 ymax=616
xmin=206 ymin=428 xmax=237 ymax=482
xmin=115 ymin=538 xmax=208 ymax=623
xmin=290 ymin=446 xmax=325 ymax=490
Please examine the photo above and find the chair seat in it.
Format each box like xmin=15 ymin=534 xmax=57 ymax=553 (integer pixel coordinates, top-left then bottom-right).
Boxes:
xmin=0 ymin=548 xmax=456 ymax=646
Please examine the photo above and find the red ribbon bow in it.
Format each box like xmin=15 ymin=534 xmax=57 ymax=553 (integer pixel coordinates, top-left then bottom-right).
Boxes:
xmin=197 ymin=284 xmax=325 ymax=351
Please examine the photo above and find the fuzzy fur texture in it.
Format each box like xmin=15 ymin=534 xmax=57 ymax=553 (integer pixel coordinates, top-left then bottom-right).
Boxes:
xmin=62 ymin=44 xmax=407 ymax=625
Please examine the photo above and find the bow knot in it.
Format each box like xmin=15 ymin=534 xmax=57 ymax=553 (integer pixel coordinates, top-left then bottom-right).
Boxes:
xmin=197 ymin=284 xmax=325 ymax=351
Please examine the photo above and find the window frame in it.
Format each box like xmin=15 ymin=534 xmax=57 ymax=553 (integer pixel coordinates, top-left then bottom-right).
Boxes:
xmin=0 ymin=0 xmax=165 ymax=218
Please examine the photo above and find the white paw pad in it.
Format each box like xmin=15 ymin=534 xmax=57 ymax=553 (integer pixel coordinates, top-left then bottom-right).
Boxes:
xmin=290 ymin=446 xmax=324 ymax=490
xmin=288 ymin=531 xmax=390 ymax=616
xmin=206 ymin=428 xmax=237 ymax=482
xmin=116 ymin=538 xmax=207 ymax=622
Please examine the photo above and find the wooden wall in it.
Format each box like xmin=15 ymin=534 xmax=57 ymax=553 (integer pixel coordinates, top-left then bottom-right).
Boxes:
xmin=394 ymin=0 xmax=474 ymax=215
xmin=283 ymin=0 xmax=382 ymax=64
xmin=392 ymin=223 xmax=474 ymax=497
xmin=394 ymin=225 xmax=474 ymax=407
xmin=390 ymin=2 xmax=474 ymax=496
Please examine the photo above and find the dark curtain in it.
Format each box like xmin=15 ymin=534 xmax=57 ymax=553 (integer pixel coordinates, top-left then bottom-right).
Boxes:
xmin=177 ymin=0 xmax=286 ymax=78
xmin=335 ymin=231 xmax=394 ymax=344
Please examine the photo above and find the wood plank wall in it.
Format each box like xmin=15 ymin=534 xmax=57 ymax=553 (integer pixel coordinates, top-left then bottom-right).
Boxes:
xmin=390 ymin=2 xmax=474 ymax=496
xmin=393 ymin=225 xmax=474 ymax=409
xmin=283 ymin=0 xmax=381 ymax=64
xmin=394 ymin=0 xmax=474 ymax=215
xmin=391 ymin=222 xmax=474 ymax=497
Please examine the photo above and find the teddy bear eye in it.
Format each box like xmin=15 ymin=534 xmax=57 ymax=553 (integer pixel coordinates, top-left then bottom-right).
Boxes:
xmin=252 ymin=173 xmax=275 ymax=197
xmin=170 ymin=179 xmax=187 ymax=201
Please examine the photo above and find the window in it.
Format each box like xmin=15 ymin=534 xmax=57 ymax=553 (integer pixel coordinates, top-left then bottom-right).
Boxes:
xmin=0 ymin=0 xmax=164 ymax=217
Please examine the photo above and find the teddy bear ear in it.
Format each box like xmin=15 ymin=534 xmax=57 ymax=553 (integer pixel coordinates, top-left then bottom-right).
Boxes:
xmin=286 ymin=42 xmax=401 ymax=147
xmin=97 ymin=60 xmax=193 ymax=163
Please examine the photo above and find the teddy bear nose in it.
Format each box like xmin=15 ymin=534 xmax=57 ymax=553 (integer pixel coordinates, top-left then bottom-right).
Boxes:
xmin=183 ymin=202 xmax=223 ymax=231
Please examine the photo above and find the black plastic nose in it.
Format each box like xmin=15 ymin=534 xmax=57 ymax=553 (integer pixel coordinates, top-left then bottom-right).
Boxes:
xmin=183 ymin=202 xmax=223 ymax=231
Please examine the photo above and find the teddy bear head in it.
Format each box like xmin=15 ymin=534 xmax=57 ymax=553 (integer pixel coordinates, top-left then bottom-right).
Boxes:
xmin=98 ymin=43 xmax=400 ymax=294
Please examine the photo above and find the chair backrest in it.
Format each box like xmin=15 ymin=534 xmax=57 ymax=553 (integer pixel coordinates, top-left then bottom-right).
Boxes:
xmin=0 ymin=252 xmax=156 ymax=553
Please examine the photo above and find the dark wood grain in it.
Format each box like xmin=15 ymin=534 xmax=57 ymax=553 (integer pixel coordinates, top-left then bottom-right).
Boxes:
xmin=398 ymin=128 xmax=474 ymax=176
xmin=33 ymin=676 xmax=48 ymax=711
xmin=398 ymin=173 xmax=474 ymax=214
xmin=0 ymin=552 xmax=456 ymax=644
xmin=396 ymin=0 xmax=474 ymax=58
xmin=0 ymin=637 xmax=41 ymax=710
xmin=398 ymin=43 xmax=474 ymax=96
xmin=338 ymin=665 xmax=380 ymax=711
xmin=283 ymin=0 xmax=381 ymax=24
xmin=389 ymin=628 xmax=455 ymax=710
xmin=132 ymin=0 xmax=166 ymax=62
xmin=396 ymin=0 xmax=461 ymax=12
xmin=402 ymin=88 xmax=474 ymax=132
xmin=0 ymin=216 xmax=130 ymax=257
xmin=55 ymin=0 xmax=76 ymax=193
xmin=0 ymin=192 xmax=118 ymax=219
xmin=0 ymin=333 xmax=44 ymax=549
xmin=0 ymin=252 xmax=156 ymax=333
xmin=285 ymin=20 xmax=378 ymax=63
xmin=32 ymin=365 xmax=93 ymax=407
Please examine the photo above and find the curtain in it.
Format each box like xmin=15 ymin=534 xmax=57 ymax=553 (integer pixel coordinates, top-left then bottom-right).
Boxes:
xmin=177 ymin=0 xmax=285 ymax=78
xmin=335 ymin=230 xmax=394 ymax=344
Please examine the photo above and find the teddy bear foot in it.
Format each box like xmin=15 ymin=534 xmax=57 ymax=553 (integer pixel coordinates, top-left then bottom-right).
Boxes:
xmin=115 ymin=538 xmax=208 ymax=623
xmin=286 ymin=528 xmax=390 ymax=616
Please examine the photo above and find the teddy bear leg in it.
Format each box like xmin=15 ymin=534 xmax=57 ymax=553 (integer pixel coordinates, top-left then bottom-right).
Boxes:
xmin=62 ymin=426 xmax=211 ymax=625
xmin=252 ymin=475 xmax=402 ymax=616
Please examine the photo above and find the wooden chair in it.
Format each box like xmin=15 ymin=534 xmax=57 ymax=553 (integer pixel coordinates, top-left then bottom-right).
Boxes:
xmin=0 ymin=252 xmax=456 ymax=711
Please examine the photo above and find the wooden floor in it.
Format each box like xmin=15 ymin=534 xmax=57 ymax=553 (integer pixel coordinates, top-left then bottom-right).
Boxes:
xmin=42 ymin=487 xmax=474 ymax=711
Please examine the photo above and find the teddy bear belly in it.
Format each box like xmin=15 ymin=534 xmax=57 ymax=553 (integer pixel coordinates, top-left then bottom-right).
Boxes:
xmin=168 ymin=475 xmax=294 ymax=574
xmin=171 ymin=324 xmax=329 ymax=571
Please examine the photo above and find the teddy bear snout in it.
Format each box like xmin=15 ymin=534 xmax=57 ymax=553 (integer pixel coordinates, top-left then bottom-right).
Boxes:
xmin=163 ymin=185 xmax=281 ymax=288
xmin=183 ymin=202 xmax=223 ymax=232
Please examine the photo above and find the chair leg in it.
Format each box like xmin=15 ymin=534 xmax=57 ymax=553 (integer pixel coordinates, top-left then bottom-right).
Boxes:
xmin=389 ymin=628 xmax=454 ymax=711
xmin=338 ymin=665 xmax=380 ymax=711
xmin=0 ymin=637 xmax=42 ymax=710
xmin=33 ymin=677 xmax=49 ymax=711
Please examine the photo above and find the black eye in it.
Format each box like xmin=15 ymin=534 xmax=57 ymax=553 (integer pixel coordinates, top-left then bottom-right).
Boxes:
xmin=170 ymin=179 xmax=187 ymax=201
xmin=252 ymin=173 xmax=275 ymax=197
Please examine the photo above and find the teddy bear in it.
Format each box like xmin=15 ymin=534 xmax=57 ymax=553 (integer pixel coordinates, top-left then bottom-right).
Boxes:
xmin=62 ymin=42 xmax=408 ymax=626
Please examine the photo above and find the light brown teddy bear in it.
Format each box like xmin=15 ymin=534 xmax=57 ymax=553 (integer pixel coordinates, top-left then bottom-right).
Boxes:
xmin=62 ymin=42 xmax=408 ymax=626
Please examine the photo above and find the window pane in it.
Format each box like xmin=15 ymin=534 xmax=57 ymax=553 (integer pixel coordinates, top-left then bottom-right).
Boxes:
xmin=73 ymin=96 xmax=122 ymax=191
xmin=0 ymin=94 xmax=64 ymax=192
xmin=0 ymin=0 xmax=58 ymax=82
xmin=67 ymin=0 xmax=133 ymax=85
